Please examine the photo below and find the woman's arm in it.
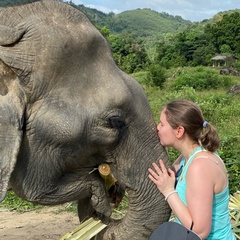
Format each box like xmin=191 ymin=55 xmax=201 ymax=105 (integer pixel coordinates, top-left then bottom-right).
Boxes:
xmin=185 ymin=159 xmax=213 ymax=238
xmin=148 ymin=158 xmax=213 ymax=239
xmin=148 ymin=160 xmax=193 ymax=228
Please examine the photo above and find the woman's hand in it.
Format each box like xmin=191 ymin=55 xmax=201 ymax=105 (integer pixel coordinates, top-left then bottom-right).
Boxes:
xmin=148 ymin=159 xmax=176 ymax=197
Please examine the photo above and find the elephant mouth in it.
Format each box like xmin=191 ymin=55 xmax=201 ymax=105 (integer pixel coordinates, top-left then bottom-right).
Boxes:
xmin=77 ymin=162 xmax=171 ymax=240
xmin=77 ymin=163 xmax=127 ymax=224
xmin=98 ymin=163 xmax=126 ymax=210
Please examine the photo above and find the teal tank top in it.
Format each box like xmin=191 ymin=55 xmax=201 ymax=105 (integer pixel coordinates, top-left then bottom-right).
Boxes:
xmin=175 ymin=147 xmax=236 ymax=240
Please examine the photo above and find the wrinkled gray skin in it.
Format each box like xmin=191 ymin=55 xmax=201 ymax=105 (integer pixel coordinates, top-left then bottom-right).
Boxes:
xmin=0 ymin=0 xmax=171 ymax=239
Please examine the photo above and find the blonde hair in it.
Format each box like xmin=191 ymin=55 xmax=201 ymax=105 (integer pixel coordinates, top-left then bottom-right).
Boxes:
xmin=164 ymin=99 xmax=220 ymax=152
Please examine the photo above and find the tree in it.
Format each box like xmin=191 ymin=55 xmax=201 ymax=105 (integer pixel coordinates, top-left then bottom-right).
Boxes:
xmin=146 ymin=64 xmax=166 ymax=88
xmin=107 ymin=33 xmax=149 ymax=73
xmin=100 ymin=26 xmax=110 ymax=38
xmin=204 ymin=12 xmax=240 ymax=54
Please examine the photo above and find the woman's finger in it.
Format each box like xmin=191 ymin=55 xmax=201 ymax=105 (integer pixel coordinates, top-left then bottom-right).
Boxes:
xmin=148 ymin=174 xmax=158 ymax=184
xmin=148 ymin=167 xmax=159 ymax=180
xmin=159 ymin=160 xmax=167 ymax=174
xmin=152 ymin=162 xmax=163 ymax=175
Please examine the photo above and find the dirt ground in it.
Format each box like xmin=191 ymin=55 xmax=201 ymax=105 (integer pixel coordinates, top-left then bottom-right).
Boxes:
xmin=0 ymin=205 xmax=80 ymax=240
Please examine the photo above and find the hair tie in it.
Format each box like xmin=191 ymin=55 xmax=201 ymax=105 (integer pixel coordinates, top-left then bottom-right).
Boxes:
xmin=203 ymin=121 xmax=208 ymax=128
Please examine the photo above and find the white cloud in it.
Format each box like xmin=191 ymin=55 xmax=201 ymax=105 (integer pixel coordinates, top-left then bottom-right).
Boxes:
xmin=84 ymin=4 xmax=120 ymax=14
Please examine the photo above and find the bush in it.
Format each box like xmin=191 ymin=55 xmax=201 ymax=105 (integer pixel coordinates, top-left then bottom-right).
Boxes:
xmin=220 ymin=135 xmax=240 ymax=194
xmin=145 ymin=64 xmax=167 ymax=88
xmin=169 ymin=67 xmax=234 ymax=91
xmin=234 ymin=60 xmax=240 ymax=71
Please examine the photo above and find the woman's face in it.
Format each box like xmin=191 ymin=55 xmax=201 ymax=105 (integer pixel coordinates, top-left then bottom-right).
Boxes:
xmin=157 ymin=109 xmax=177 ymax=147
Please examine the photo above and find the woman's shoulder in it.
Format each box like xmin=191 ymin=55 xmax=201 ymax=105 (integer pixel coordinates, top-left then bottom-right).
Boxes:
xmin=188 ymin=155 xmax=212 ymax=174
xmin=188 ymin=151 xmax=228 ymax=192
xmin=193 ymin=150 xmax=221 ymax=164
xmin=187 ymin=151 xmax=219 ymax=177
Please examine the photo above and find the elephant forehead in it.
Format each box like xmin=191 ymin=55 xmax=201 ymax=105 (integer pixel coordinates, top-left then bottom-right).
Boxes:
xmin=27 ymin=103 xmax=84 ymax=147
xmin=78 ymin=82 xmax=131 ymax=109
xmin=26 ymin=93 xmax=125 ymax=141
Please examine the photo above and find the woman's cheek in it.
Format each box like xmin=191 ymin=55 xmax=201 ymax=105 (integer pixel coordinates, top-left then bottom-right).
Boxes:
xmin=158 ymin=131 xmax=164 ymax=145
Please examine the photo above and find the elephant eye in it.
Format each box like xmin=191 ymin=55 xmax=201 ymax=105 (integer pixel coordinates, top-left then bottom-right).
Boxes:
xmin=108 ymin=116 xmax=128 ymax=141
xmin=108 ymin=116 xmax=126 ymax=130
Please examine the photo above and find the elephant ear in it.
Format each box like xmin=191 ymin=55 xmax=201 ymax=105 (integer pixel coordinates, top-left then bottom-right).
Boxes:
xmin=0 ymin=25 xmax=25 ymax=46
xmin=0 ymin=24 xmax=32 ymax=83
xmin=0 ymin=59 xmax=26 ymax=201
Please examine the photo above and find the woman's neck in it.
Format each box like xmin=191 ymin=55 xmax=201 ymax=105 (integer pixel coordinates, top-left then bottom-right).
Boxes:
xmin=180 ymin=143 xmax=200 ymax=161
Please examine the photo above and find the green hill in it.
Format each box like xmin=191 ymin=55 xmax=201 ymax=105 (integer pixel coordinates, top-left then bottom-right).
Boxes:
xmin=208 ymin=9 xmax=240 ymax=24
xmin=68 ymin=2 xmax=240 ymax=38
xmin=67 ymin=2 xmax=191 ymax=37
xmin=109 ymin=9 xmax=191 ymax=37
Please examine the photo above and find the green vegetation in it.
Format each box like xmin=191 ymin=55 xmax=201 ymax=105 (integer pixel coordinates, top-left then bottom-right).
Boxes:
xmin=146 ymin=64 xmax=167 ymax=88
xmin=167 ymin=67 xmax=233 ymax=91
xmin=104 ymin=10 xmax=240 ymax=73
xmin=108 ymin=9 xmax=190 ymax=37
xmin=66 ymin=3 xmax=191 ymax=37
xmin=0 ymin=191 xmax=42 ymax=212
xmin=63 ymin=2 xmax=240 ymax=74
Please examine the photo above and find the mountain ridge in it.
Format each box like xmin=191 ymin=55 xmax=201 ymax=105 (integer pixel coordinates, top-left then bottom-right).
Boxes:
xmin=67 ymin=2 xmax=240 ymax=38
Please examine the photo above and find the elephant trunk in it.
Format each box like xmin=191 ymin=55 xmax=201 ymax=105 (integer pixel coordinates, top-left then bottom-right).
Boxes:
xmin=102 ymin=140 xmax=171 ymax=239
xmin=103 ymin=187 xmax=171 ymax=240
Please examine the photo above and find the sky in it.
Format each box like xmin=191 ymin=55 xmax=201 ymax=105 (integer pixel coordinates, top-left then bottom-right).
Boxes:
xmin=70 ymin=0 xmax=240 ymax=22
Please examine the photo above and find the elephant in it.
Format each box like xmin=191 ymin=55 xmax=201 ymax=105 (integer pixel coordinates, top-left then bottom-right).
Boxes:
xmin=0 ymin=0 xmax=171 ymax=239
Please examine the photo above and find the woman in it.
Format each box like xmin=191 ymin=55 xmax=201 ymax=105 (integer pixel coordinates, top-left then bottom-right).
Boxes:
xmin=148 ymin=99 xmax=235 ymax=240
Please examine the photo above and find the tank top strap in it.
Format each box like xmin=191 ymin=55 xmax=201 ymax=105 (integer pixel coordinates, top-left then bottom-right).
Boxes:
xmin=188 ymin=146 xmax=206 ymax=164
xmin=178 ymin=146 xmax=206 ymax=182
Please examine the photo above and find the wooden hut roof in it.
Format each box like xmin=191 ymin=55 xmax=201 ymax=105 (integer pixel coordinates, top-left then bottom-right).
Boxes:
xmin=211 ymin=55 xmax=227 ymax=61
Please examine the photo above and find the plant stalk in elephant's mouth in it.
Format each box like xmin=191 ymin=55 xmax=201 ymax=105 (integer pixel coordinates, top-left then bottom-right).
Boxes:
xmin=98 ymin=163 xmax=125 ymax=209
xmin=98 ymin=163 xmax=117 ymax=190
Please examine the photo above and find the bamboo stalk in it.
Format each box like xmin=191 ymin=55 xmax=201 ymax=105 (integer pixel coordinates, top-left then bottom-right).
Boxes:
xmin=98 ymin=163 xmax=117 ymax=190
xmin=60 ymin=217 xmax=107 ymax=240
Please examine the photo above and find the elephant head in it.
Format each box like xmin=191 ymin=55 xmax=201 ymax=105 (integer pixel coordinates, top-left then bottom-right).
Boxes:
xmin=0 ymin=1 xmax=171 ymax=239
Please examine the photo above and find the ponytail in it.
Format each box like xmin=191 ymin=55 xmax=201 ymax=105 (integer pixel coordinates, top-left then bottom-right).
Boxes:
xmin=200 ymin=122 xmax=220 ymax=152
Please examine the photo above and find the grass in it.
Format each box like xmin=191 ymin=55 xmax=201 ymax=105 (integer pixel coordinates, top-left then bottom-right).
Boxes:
xmin=0 ymin=191 xmax=42 ymax=212
xmin=111 ymin=193 xmax=128 ymax=219
xmin=0 ymin=190 xmax=129 ymax=219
